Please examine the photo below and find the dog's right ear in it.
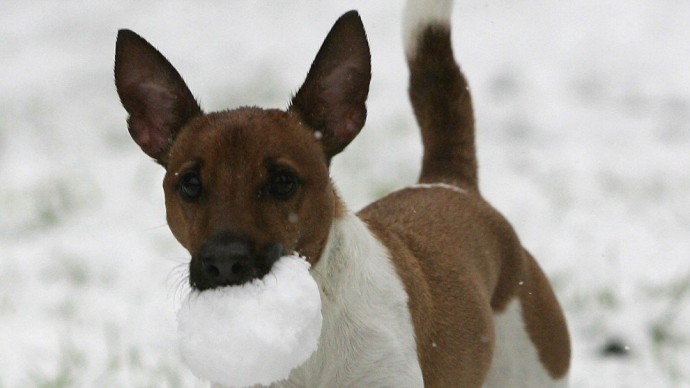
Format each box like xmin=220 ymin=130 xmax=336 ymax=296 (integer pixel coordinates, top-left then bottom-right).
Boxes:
xmin=114 ymin=29 xmax=202 ymax=166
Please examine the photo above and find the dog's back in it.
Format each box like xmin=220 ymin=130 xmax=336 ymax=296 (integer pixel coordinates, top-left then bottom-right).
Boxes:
xmin=359 ymin=0 xmax=571 ymax=386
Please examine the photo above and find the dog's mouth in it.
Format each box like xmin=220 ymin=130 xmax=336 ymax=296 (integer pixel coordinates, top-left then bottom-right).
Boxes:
xmin=189 ymin=238 xmax=285 ymax=291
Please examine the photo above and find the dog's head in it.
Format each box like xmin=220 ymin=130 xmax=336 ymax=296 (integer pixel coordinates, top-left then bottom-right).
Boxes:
xmin=114 ymin=11 xmax=370 ymax=290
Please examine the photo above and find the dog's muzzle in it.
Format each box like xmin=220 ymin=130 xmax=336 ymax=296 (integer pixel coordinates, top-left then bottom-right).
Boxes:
xmin=189 ymin=234 xmax=283 ymax=290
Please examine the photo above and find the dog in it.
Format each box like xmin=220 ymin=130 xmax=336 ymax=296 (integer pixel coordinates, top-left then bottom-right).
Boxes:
xmin=115 ymin=0 xmax=571 ymax=386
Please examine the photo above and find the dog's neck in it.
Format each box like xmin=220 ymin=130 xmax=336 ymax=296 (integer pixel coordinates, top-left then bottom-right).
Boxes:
xmin=310 ymin=209 xmax=382 ymax=300
xmin=288 ymin=207 xmax=424 ymax=386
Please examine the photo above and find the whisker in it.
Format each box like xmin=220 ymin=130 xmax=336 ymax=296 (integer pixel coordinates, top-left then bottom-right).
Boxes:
xmin=142 ymin=222 xmax=170 ymax=232
xmin=165 ymin=262 xmax=188 ymax=285
xmin=173 ymin=275 xmax=192 ymax=310
xmin=166 ymin=260 xmax=192 ymax=310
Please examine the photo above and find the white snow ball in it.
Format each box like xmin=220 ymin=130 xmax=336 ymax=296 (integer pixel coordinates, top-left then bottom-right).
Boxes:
xmin=177 ymin=255 xmax=322 ymax=387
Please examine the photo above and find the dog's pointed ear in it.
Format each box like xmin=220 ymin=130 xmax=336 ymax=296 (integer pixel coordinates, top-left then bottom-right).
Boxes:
xmin=114 ymin=29 xmax=202 ymax=166
xmin=290 ymin=11 xmax=371 ymax=161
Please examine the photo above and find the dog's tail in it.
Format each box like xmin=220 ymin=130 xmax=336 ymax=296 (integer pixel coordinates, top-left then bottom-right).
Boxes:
xmin=403 ymin=0 xmax=478 ymax=192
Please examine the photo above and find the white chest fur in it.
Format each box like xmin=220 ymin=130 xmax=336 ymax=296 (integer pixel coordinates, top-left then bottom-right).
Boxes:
xmin=273 ymin=212 xmax=423 ymax=388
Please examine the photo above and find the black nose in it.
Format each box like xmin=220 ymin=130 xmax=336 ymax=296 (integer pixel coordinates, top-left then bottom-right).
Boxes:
xmin=190 ymin=235 xmax=283 ymax=290
xmin=202 ymin=239 xmax=250 ymax=281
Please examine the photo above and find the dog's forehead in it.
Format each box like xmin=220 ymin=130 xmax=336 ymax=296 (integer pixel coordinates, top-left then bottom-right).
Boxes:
xmin=167 ymin=107 xmax=322 ymax=173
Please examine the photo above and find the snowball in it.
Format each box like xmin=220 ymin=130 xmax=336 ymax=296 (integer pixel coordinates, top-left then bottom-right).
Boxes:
xmin=177 ymin=255 xmax=322 ymax=387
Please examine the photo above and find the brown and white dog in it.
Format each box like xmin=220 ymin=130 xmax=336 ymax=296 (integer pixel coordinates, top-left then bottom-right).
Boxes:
xmin=115 ymin=0 xmax=570 ymax=386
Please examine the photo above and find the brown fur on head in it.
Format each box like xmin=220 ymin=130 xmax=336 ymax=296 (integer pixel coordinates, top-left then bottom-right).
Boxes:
xmin=161 ymin=108 xmax=335 ymax=264
xmin=114 ymin=11 xmax=370 ymax=288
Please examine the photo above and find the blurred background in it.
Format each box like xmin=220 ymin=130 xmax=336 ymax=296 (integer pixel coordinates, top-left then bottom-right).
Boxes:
xmin=1 ymin=1 xmax=689 ymax=386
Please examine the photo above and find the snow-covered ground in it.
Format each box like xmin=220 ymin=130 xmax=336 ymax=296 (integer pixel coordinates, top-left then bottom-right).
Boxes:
xmin=1 ymin=1 xmax=689 ymax=386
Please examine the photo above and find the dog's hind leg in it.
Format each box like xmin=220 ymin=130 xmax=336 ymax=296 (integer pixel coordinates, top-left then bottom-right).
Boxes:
xmin=404 ymin=0 xmax=479 ymax=193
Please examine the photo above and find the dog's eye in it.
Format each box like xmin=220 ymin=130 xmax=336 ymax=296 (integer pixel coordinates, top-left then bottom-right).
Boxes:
xmin=268 ymin=170 xmax=299 ymax=200
xmin=179 ymin=171 xmax=202 ymax=201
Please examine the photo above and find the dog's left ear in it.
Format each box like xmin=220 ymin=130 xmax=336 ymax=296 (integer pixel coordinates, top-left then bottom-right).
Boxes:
xmin=290 ymin=11 xmax=371 ymax=161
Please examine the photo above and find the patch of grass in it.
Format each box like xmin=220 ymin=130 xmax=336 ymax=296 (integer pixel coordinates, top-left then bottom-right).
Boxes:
xmin=646 ymin=272 xmax=690 ymax=384
xmin=40 ymin=255 xmax=91 ymax=288
xmin=0 ymin=176 xmax=99 ymax=236
xmin=93 ymin=325 xmax=190 ymax=388
xmin=27 ymin=341 xmax=85 ymax=388
xmin=596 ymin=288 xmax=619 ymax=310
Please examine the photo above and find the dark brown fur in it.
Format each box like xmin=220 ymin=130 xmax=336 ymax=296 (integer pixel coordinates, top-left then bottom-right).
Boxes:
xmin=163 ymin=108 xmax=337 ymax=265
xmin=409 ymin=26 xmax=478 ymax=192
xmin=361 ymin=186 xmax=570 ymax=384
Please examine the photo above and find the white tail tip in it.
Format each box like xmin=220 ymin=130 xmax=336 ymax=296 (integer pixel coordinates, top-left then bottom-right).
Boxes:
xmin=403 ymin=0 xmax=454 ymax=59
